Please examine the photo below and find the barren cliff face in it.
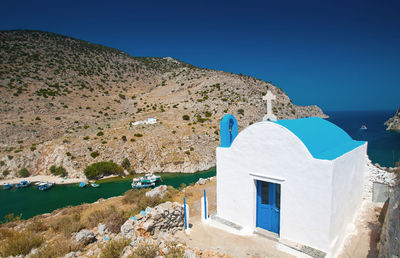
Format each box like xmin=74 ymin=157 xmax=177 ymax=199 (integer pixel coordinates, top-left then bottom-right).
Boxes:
xmin=0 ymin=30 xmax=326 ymax=178
xmin=384 ymin=108 xmax=400 ymax=131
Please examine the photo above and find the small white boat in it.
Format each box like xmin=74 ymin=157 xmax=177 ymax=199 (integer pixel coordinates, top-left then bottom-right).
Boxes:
xmin=145 ymin=173 xmax=161 ymax=182
xmin=131 ymin=181 xmax=155 ymax=189
xmin=38 ymin=182 xmax=53 ymax=191
xmin=91 ymin=183 xmax=100 ymax=188
xmin=360 ymin=125 xmax=367 ymax=130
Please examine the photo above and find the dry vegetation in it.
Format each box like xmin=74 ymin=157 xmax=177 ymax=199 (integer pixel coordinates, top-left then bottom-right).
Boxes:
xmin=0 ymin=30 xmax=325 ymax=179
xmin=0 ymin=179 xmax=215 ymax=257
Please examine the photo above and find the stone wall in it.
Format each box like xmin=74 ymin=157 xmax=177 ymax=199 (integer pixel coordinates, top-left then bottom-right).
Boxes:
xmin=121 ymin=201 xmax=184 ymax=238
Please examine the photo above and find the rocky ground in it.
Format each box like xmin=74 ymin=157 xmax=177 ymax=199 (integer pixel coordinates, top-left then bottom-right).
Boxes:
xmin=384 ymin=107 xmax=400 ymax=131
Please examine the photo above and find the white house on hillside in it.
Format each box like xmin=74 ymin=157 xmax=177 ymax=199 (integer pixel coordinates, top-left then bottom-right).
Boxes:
xmin=131 ymin=118 xmax=157 ymax=126
xmin=215 ymin=92 xmax=367 ymax=256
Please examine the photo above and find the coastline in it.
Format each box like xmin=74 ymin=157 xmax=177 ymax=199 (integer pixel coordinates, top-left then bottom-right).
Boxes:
xmin=0 ymin=168 xmax=217 ymax=186
xmin=0 ymin=175 xmax=85 ymax=185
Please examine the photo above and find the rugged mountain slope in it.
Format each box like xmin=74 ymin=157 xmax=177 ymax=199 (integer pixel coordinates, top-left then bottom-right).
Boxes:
xmin=0 ymin=30 xmax=326 ymax=178
xmin=384 ymin=108 xmax=400 ymax=131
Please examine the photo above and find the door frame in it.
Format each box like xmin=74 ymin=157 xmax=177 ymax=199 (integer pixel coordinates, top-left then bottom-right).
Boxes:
xmin=249 ymin=172 xmax=285 ymax=235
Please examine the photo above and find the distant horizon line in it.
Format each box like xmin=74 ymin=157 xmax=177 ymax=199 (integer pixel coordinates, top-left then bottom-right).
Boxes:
xmin=324 ymin=109 xmax=397 ymax=113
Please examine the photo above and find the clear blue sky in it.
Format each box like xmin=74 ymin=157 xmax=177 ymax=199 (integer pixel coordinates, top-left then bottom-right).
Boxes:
xmin=1 ymin=0 xmax=399 ymax=111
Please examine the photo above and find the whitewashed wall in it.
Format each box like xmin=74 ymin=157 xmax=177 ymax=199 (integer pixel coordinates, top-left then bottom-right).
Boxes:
xmin=217 ymin=122 xmax=333 ymax=252
xmin=329 ymin=143 xmax=367 ymax=255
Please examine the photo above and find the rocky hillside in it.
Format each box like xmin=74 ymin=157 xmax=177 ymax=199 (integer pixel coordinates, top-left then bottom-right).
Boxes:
xmin=0 ymin=30 xmax=326 ymax=179
xmin=384 ymin=108 xmax=400 ymax=131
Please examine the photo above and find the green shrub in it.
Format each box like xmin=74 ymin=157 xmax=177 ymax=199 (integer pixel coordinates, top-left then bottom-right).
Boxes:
xmin=204 ymin=111 xmax=212 ymax=117
xmin=2 ymin=170 xmax=9 ymax=177
xmin=55 ymin=117 xmax=61 ymax=120
xmin=118 ymin=94 xmax=126 ymax=100
xmin=237 ymin=109 xmax=244 ymax=115
xmin=83 ymin=136 xmax=89 ymax=140
xmin=90 ymin=151 xmax=100 ymax=158
xmin=49 ymin=165 xmax=67 ymax=177
xmin=18 ymin=168 xmax=30 ymax=178
xmin=196 ymin=115 xmax=207 ymax=123
xmin=30 ymin=146 xmax=36 ymax=151
xmin=97 ymin=131 xmax=104 ymax=136
xmin=121 ymin=158 xmax=130 ymax=169
xmin=35 ymin=116 xmax=41 ymax=120
xmin=84 ymin=161 xmax=123 ymax=179
xmin=182 ymin=115 xmax=190 ymax=121
xmin=134 ymin=133 xmax=143 ymax=137
xmin=0 ymin=230 xmax=43 ymax=257
xmin=0 ymin=161 xmax=4 ymax=166
xmin=100 ymin=238 xmax=130 ymax=258
xmin=121 ymin=135 xmax=127 ymax=142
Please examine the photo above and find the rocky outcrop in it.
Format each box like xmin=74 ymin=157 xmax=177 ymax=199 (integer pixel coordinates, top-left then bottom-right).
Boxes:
xmin=378 ymin=170 xmax=399 ymax=256
xmin=145 ymin=185 xmax=168 ymax=199
xmin=75 ymin=229 xmax=96 ymax=245
xmin=384 ymin=108 xmax=400 ymax=131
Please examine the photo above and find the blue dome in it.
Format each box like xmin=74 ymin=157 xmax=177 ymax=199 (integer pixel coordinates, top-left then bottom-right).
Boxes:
xmin=275 ymin=117 xmax=365 ymax=160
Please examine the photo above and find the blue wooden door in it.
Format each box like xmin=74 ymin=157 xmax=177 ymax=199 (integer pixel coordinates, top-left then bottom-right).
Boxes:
xmin=256 ymin=180 xmax=280 ymax=234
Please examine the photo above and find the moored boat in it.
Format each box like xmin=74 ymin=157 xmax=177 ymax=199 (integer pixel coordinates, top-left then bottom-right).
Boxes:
xmin=145 ymin=173 xmax=161 ymax=182
xmin=38 ymin=182 xmax=53 ymax=191
xmin=131 ymin=181 xmax=155 ymax=189
xmin=3 ymin=183 xmax=13 ymax=190
xmin=15 ymin=181 xmax=31 ymax=188
xmin=79 ymin=182 xmax=87 ymax=188
xmin=91 ymin=183 xmax=100 ymax=188
xmin=360 ymin=125 xmax=367 ymax=130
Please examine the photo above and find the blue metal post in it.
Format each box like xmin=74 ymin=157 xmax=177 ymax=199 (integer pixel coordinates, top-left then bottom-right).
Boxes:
xmin=183 ymin=197 xmax=187 ymax=230
xmin=203 ymin=189 xmax=207 ymax=220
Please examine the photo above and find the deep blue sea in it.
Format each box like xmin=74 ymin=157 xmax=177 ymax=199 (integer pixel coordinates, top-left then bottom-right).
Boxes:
xmin=326 ymin=110 xmax=400 ymax=167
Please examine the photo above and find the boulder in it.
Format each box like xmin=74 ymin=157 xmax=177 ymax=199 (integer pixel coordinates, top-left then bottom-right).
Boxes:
xmin=197 ymin=178 xmax=206 ymax=185
xmin=146 ymin=185 xmax=168 ymax=199
xmin=98 ymin=223 xmax=109 ymax=236
xmin=75 ymin=229 xmax=96 ymax=245
xmin=121 ymin=218 xmax=137 ymax=239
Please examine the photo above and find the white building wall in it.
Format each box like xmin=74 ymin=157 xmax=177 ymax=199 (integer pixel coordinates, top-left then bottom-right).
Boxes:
xmin=328 ymin=143 xmax=367 ymax=255
xmin=216 ymin=122 xmax=335 ymax=252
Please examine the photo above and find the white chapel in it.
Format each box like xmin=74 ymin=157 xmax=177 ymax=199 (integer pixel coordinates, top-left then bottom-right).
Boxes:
xmin=215 ymin=91 xmax=367 ymax=256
